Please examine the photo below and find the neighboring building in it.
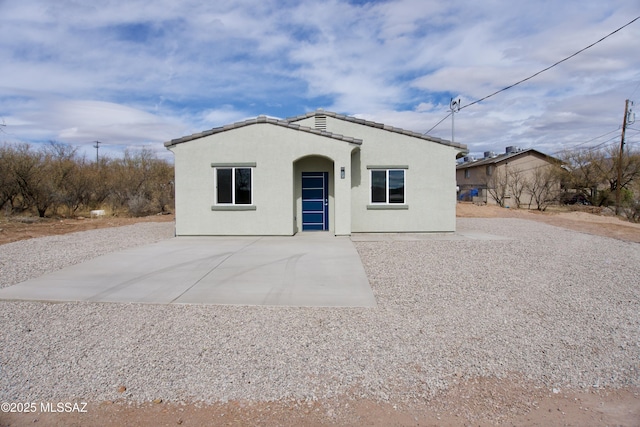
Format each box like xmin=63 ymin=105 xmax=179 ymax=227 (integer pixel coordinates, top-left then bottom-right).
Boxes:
xmin=456 ymin=146 xmax=561 ymax=209
xmin=165 ymin=110 xmax=467 ymax=236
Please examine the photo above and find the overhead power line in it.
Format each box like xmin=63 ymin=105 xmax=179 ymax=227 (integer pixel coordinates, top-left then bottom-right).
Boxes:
xmin=424 ymin=112 xmax=452 ymax=135
xmin=425 ymin=15 xmax=640 ymax=134
xmin=549 ymin=127 xmax=621 ymax=155
xmin=460 ymin=15 xmax=640 ymax=110
xmin=580 ymin=137 xmax=621 ymax=153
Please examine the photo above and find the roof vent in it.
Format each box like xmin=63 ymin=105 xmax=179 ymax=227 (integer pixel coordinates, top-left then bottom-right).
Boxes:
xmin=506 ymin=146 xmax=520 ymax=154
xmin=315 ymin=115 xmax=327 ymax=131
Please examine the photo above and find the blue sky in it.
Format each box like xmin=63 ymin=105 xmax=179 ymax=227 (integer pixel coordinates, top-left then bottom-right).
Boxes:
xmin=1 ymin=0 xmax=639 ymax=161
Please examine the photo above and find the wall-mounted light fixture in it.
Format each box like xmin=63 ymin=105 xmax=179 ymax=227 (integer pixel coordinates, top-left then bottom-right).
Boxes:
xmin=340 ymin=167 xmax=345 ymax=179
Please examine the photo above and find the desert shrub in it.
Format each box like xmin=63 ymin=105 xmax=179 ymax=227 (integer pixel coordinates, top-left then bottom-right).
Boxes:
xmin=126 ymin=194 xmax=155 ymax=217
xmin=0 ymin=142 xmax=173 ymax=218
xmin=107 ymin=148 xmax=174 ymax=217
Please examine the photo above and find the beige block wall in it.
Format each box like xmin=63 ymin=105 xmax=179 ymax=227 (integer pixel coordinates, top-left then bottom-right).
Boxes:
xmin=457 ymin=153 xmax=556 ymax=209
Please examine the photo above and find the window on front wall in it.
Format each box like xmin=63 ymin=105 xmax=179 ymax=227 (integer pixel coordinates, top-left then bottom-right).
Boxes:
xmin=216 ymin=167 xmax=252 ymax=204
xmin=370 ymin=169 xmax=405 ymax=204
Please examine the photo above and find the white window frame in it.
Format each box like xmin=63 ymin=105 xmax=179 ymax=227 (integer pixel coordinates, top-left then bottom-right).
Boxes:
xmin=369 ymin=168 xmax=406 ymax=205
xmin=213 ymin=165 xmax=254 ymax=206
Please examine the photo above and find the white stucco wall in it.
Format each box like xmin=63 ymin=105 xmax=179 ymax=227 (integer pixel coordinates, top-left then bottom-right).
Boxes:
xmin=168 ymin=123 xmax=357 ymax=236
xmin=294 ymin=116 xmax=462 ymax=232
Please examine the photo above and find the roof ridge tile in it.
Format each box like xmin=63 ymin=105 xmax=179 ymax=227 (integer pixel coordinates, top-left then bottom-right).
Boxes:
xmin=283 ymin=109 xmax=467 ymax=151
xmin=164 ymin=115 xmax=363 ymax=147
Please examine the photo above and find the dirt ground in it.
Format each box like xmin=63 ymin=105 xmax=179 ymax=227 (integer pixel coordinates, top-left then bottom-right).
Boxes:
xmin=1 ymin=205 xmax=639 ymax=426
xmin=2 ymin=203 xmax=639 ymax=246
xmin=455 ymin=202 xmax=640 ymax=244
xmin=0 ymin=213 xmax=175 ymax=246
xmin=2 ymin=384 xmax=639 ymax=427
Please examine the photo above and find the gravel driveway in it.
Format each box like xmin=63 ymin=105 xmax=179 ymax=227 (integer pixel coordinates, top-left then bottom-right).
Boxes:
xmin=1 ymin=218 xmax=638 ymax=405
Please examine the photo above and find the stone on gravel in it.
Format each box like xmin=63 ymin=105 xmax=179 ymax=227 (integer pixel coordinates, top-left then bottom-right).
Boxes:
xmin=0 ymin=218 xmax=638 ymax=406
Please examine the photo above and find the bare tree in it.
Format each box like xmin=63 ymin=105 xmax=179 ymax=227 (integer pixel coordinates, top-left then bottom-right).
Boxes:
xmin=149 ymin=159 xmax=175 ymax=213
xmin=0 ymin=144 xmax=21 ymax=214
xmin=558 ymin=149 xmax=606 ymax=205
xmin=484 ymin=167 xmax=508 ymax=207
xmin=596 ymin=145 xmax=640 ymax=205
xmin=109 ymin=148 xmax=174 ymax=216
xmin=506 ymin=166 xmax=527 ymax=208
xmin=526 ymin=165 xmax=560 ymax=211
xmin=559 ymin=147 xmax=640 ymax=209
xmin=628 ymin=169 xmax=640 ymax=222
xmin=85 ymin=158 xmax=113 ymax=209
xmin=43 ymin=141 xmax=83 ymax=215
xmin=1 ymin=143 xmax=174 ymax=218
xmin=59 ymin=157 xmax=95 ymax=215
xmin=10 ymin=143 xmax=58 ymax=217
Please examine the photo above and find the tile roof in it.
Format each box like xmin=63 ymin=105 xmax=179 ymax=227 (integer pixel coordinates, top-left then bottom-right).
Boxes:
xmin=165 ymin=110 xmax=469 ymax=152
xmin=456 ymin=148 xmax=560 ymax=169
xmin=286 ymin=110 xmax=468 ymax=151
xmin=164 ymin=115 xmax=363 ymax=148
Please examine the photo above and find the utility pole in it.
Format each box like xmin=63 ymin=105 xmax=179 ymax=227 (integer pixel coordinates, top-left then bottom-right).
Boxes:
xmin=616 ymin=100 xmax=631 ymax=215
xmin=450 ymin=98 xmax=461 ymax=144
xmin=93 ymin=140 xmax=101 ymax=164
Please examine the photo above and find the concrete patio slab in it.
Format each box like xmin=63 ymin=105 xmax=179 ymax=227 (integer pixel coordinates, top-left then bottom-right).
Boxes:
xmin=0 ymin=234 xmax=377 ymax=307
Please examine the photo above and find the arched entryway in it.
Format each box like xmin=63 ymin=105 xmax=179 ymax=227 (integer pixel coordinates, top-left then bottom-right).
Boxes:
xmin=293 ymin=155 xmax=335 ymax=233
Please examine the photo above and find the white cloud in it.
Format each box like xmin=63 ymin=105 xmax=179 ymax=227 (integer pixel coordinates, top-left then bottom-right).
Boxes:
xmin=0 ymin=0 xmax=638 ymax=159
xmin=197 ymin=106 xmax=252 ymax=128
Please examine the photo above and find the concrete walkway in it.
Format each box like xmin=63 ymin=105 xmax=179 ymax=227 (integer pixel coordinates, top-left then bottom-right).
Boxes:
xmin=0 ymin=234 xmax=377 ymax=307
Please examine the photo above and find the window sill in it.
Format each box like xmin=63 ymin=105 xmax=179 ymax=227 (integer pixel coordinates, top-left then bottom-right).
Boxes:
xmin=211 ymin=205 xmax=256 ymax=211
xmin=367 ymin=204 xmax=409 ymax=210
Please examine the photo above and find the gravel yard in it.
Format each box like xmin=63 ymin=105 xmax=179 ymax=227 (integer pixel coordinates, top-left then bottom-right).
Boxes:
xmin=1 ymin=217 xmax=639 ymax=424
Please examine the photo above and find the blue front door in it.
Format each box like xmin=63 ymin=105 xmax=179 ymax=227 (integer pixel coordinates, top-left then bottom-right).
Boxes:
xmin=302 ymin=172 xmax=329 ymax=231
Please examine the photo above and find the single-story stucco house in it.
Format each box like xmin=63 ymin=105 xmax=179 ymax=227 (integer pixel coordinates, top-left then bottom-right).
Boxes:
xmin=164 ymin=110 xmax=467 ymax=236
